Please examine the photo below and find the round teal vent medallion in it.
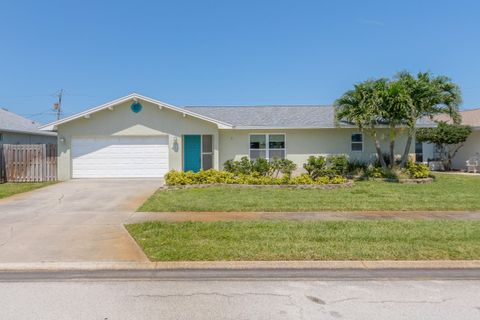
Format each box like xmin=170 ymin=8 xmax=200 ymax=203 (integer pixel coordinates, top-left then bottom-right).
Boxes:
xmin=131 ymin=101 xmax=142 ymax=113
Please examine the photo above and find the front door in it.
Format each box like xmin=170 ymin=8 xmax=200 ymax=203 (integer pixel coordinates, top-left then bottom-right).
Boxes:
xmin=183 ymin=135 xmax=201 ymax=172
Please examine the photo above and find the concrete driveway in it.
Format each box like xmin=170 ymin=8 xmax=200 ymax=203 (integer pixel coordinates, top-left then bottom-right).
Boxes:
xmin=0 ymin=179 xmax=162 ymax=263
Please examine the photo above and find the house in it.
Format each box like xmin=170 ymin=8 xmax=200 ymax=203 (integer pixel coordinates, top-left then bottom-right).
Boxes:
xmin=40 ymin=93 xmax=432 ymax=180
xmin=0 ymin=108 xmax=57 ymax=144
xmin=422 ymin=108 xmax=480 ymax=170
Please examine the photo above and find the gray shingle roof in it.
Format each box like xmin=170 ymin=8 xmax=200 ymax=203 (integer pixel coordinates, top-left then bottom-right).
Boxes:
xmin=184 ymin=105 xmax=339 ymax=128
xmin=184 ymin=105 xmax=435 ymax=128
xmin=0 ymin=108 xmax=56 ymax=136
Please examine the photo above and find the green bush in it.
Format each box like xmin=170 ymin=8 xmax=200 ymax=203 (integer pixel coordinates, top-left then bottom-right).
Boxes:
xmin=289 ymin=174 xmax=315 ymax=185
xmin=165 ymin=170 xmax=346 ymax=186
xmin=223 ymin=157 xmax=297 ymax=178
xmin=269 ymin=158 xmax=297 ymax=178
xmin=365 ymin=166 xmax=385 ymax=179
xmin=328 ymin=155 xmax=349 ymax=176
xmin=347 ymin=160 xmax=368 ymax=176
xmin=406 ymin=162 xmax=430 ymax=179
xmin=289 ymin=174 xmax=346 ymax=185
xmin=363 ymin=162 xmax=430 ymax=180
xmin=251 ymin=158 xmax=270 ymax=176
xmin=303 ymin=156 xmax=327 ymax=179
xmin=223 ymin=157 xmax=253 ymax=175
xmin=303 ymin=155 xmax=349 ymax=178
xmin=165 ymin=169 xmax=236 ymax=185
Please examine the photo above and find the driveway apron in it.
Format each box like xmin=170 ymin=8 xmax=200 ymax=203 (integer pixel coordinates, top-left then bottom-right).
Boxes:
xmin=0 ymin=179 xmax=162 ymax=263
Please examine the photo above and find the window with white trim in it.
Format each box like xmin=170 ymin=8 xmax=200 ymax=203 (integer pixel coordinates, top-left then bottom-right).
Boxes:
xmin=249 ymin=134 xmax=285 ymax=160
xmin=351 ymin=133 xmax=363 ymax=152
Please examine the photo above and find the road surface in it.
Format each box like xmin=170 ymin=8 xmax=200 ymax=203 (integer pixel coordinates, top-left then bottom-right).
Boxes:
xmin=1 ymin=269 xmax=479 ymax=320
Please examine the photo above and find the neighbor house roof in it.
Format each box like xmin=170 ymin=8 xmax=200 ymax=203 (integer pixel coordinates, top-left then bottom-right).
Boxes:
xmin=0 ymin=108 xmax=56 ymax=136
xmin=435 ymin=108 xmax=480 ymax=128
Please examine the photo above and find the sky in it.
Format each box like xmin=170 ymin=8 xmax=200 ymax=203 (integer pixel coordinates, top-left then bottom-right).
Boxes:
xmin=1 ymin=0 xmax=479 ymax=124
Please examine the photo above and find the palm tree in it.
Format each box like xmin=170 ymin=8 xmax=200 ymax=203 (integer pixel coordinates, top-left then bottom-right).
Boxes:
xmin=335 ymin=79 xmax=389 ymax=169
xmin=379 ymin=79 xmax=414 ymax=167
xmin=396 ymin=72 xmax=461 ymax=167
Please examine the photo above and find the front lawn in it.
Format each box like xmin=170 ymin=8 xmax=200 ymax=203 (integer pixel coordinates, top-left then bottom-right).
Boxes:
xmin=127 ymin=220 xmax=480 ymax=261
xmin=0 ymin=182 xmax=54 ymax=200
xmin=139 ymin=174 xmax=480 ymax=212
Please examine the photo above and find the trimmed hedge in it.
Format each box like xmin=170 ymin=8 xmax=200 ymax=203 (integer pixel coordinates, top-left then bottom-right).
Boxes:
xmin=165 ymin=169 xmax=347 ymax=186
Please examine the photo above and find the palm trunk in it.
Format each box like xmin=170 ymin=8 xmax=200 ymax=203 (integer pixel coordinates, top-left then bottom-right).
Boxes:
xmin=400 ymin=128 xmax=415 ymax=168
xmin=389 ymin=126 xmax=396 ymax=168
xmin=370 ymin=129 xmax=387 ymax=169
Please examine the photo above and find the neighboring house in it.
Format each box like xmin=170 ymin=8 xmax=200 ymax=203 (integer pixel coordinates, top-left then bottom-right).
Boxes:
xmin=40 ymin=93 xmax=433 ymax=180
xmin=422 ymin=108 xmax=480 ymax=170
xmin=0 ymin=108 xmax=57 ymax=144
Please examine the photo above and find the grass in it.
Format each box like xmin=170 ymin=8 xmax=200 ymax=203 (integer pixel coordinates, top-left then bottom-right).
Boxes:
xmin=139 ymin=173 xmax=480 ymax=212
xmin=126 ymin=220 xmax=480 ymax=261
xmin=0 ymin=182 xmax=55 ymax=200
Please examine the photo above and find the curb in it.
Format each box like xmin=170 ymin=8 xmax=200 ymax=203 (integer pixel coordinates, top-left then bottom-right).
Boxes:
xmin=1 ymin=260 xmax=480 ymax=272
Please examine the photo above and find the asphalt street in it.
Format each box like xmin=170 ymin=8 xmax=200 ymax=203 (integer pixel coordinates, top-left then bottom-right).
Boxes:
xmin=1 ymin=269 xmax=479 ymax=320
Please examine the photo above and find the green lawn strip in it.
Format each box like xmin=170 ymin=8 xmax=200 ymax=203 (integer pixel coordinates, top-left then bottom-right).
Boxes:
xmin=126 ymin=220 xmax=480 ymax=261
xmin=139 ymin=174 xmax=480 ymax=212
xmin=0 ymin=182 xmax=55 ymax=200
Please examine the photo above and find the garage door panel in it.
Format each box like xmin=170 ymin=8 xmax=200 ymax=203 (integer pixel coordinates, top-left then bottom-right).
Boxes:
xmin=72 ymin=136 xmax=169 ymax=178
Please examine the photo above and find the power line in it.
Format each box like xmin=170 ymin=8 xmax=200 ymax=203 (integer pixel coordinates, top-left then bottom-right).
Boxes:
xmin=0 ymin=93 xmax=58 ymax=98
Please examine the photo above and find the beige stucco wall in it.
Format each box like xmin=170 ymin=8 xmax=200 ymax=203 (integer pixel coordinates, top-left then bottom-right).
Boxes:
xmin=451 ymin=130 xmax=480 ymax=170
xmin=219 ymin=128 xmax=414 ymax=173
xmin=56 ymin=100 xmax=219 ymax=180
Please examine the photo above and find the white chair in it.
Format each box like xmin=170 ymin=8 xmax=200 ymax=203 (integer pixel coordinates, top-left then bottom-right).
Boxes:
xmin=466 ymin=154 xmax=480 ymax=173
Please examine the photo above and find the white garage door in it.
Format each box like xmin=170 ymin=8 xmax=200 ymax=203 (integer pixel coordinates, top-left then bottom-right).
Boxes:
xmin=72 ymin=136 xmax=169 ymax=178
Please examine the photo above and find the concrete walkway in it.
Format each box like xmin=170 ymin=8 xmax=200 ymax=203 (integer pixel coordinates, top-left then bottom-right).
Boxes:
xmin=129 ymin=210 xmax=480 ymax=223
xmin=0 ymin=179 xmax=162 ymax=263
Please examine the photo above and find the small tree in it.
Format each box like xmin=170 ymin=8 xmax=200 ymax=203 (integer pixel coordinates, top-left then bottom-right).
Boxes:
xmin=335 ymin=79 xmax=389 ymax=169
xmin=416 ymin=122 xmax=472 ymax=171
xmin=379 ymin=79 xmax=414 ymax=167
xmin=395 ymin=72 xmax=462 ymax=168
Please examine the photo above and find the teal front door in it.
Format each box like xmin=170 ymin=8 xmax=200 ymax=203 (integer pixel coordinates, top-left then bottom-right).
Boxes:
xmin=184 ymin=135 xmax=201 ymax=172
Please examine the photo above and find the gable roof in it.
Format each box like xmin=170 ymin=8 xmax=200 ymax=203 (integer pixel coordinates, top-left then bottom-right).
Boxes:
xmin=0 ymin=108 xmax=56 ymax=136
xmin=40 ymin=93 xmax=233 ymax=131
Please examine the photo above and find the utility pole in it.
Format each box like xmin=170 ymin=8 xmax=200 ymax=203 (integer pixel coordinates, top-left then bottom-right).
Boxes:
xmin=53 ymin=89 xmax=63 ymax=120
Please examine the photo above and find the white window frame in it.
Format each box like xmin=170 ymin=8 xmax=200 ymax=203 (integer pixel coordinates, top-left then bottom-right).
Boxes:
xmin=351 ymin=133 xmax=363 ymax=152
xmin=249 ymin=133 xmax=286 ymax=160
